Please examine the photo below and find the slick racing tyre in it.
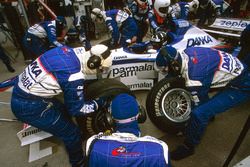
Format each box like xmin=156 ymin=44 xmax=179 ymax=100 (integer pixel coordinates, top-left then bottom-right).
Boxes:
xmin=76 ymin=78 xmax=134 ymax=139
xmin=146 ymin=77 xmax=192 ymax=134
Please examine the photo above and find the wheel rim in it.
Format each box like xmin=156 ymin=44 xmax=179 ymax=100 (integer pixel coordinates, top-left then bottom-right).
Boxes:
xmin=161 ymin=88 xmax=192 ymax=123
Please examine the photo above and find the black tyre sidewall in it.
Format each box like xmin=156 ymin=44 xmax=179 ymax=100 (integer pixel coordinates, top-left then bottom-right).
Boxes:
xmin=146 ymin=77 xmax=191 ymax=134
xmin=78 ymin=79 xmax=133 ymax=139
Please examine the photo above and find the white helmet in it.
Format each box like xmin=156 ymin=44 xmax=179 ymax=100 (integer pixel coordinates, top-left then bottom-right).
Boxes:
xmin=154 ymin=0 xmax=171 ymax=17
xmin=88 ymin=44 xmax=112 ymax=69
xmin=91 ymin=8 xmax=103 ymax=21
xmin=188 ymin=0 xmax=199 ymax=12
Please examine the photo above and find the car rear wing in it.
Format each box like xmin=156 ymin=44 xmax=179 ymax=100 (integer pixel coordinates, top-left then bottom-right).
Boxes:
xmin=202 ymin=18 xmax=250 ymax=38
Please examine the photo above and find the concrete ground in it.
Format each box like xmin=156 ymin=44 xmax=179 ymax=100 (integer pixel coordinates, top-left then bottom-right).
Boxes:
xmin=0 ymin=34 xmax=249 ymax=167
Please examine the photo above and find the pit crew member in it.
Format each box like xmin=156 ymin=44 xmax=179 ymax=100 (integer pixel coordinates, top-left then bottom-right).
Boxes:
xmin=168 ymin=0 xmax=200 ymax=20
xmin=91 ymin=8 xmax=138 ymax=49
xmin=65 ymin=15 xmax=92 ymax=51
xmin=197 ymin=0 xmax=224 ymax=26
xmin=10 ymin=44 xmax=112 ymax=167
xmin=148 ymin=0 xmax=171 ymax=33
xmin=23 ymin=16 xmax=67 ymax=59
xmin=129 ymin=0 xmax=151 ymax=42
xmin=86 ymin=93 xmax=171 ymax=167
xmin=155 ymin=45 xmax=250 ymax=160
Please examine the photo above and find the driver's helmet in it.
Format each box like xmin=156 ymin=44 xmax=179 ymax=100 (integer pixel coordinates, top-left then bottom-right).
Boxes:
xmin=150 ymin=31 xmax=168 ymax=50
xmin=87 ymin=44 xmax=112 ymax=70
xmin=90 ymin=8 xmax=103 ymax=22
xmin=188 ymin=0 xmax=200 ymax=12
xmin=154 ymin=0 xmax=171 ymax=17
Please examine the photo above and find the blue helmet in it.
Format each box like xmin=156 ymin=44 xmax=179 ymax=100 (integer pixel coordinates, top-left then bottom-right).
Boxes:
xmin=111 ymin=94 xmax=139 ymax=123
xmin=156 ymin=45 xmax=182 ymax=75
xmin=111 ymin=93 xmax=140 ymax=136
xmin=156 ymin=45 xmax=178 ymax=67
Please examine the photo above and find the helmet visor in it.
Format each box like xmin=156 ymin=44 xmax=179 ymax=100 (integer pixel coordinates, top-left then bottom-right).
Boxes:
xmin=159 ymin=7 xmax=168 ymax=14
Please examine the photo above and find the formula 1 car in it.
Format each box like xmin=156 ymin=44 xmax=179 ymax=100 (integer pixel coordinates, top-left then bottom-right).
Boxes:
xmin=86 ymin=19 xmax=224 ymax=90
xmin=80 ymin=18 xmax=240 ymax=136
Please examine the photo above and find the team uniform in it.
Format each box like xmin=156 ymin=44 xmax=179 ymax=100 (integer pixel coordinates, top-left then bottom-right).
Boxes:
xmin=197 ymin=0 xmax=224 ymax=26
xmin=157 ymin=46 xmax=250 ymax=159
xmin=148 ymin=9 xmax=169 ymax=32
xmin=67 ymin=15 xmax=92 ymax=50
xmin=168 ymin=2 xmax=191 ymax=20
xmin=172 ymin=47 xmax=250 ymax=149
xmin=23 ymin=20 xmax=64 ymax=58
xmin=129 ymin=1 xmax=151 ymax=42
xmin=178 ymin=47 xmax=245 ymax=105
xmin=104 ymin=9 xmax=138 ymax=48
xmin=11 ymin=46 xmax=99 ymax=167
xmin=86 ymin=132 xmax=170 ymax=167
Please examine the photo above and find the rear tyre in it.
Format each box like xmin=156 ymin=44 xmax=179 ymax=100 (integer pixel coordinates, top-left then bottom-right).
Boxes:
xmin=77 ymin=79 xmax=133 ymax=139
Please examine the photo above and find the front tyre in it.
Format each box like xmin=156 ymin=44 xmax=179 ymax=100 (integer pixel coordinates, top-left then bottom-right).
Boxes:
xmin=146 ymin=77 xmax=192 ymax=134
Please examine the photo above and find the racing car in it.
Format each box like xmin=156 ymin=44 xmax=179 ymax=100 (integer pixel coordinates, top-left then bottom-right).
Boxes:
xmin=79 ymin=18 xmax=241 ymax=136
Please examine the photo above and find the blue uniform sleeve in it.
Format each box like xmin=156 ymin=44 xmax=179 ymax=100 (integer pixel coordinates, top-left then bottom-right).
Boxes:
xmin=105 ymin=10 xmax=120 ymax=44
xmin=42 ymin=21 xmax=63 ymax=47
xmin=58 ymin=78 xmax=97 ymax=116
xmin=179 ymin=2 xmax=189 ymax=20
xmin=148 ymin=10 xmax=160 ymax=32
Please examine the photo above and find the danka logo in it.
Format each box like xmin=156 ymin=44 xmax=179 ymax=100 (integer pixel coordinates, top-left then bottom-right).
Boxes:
xmin=187 ymin=35 xmax=213 ymax=48
xmin=221 ymin=53 xmax=231 ymax=71
xmin=30 ymin=61 xmax=42 ymax=77
xmin=220 ymin=20 xmax=249 ymax=28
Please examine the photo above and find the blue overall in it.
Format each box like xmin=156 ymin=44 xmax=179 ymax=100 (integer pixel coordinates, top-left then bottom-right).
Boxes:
xmin=86 ymin=132 xmax=171 ymax=167
xmin=23 ymin=20 xmax=63 ymax=58
xmin=105 ymin=9 xmax=138 ymax=48
xmin=180 ymin=47 xmax=250 ymax=146
xmin=11 ymin=46 xmax=98 ymax=167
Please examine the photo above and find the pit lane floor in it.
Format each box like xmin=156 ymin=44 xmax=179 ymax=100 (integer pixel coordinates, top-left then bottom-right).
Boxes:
xmin=0 ymin=37 xmax=249 ymax=167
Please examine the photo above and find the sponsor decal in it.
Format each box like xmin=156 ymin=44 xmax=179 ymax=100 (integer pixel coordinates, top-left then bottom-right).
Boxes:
xmin=111 ymin=146 xmax=141 ymax=156
xmin=17 ymin=124 xmax=52 ymax=146
xmin=21 ymin=128 xmax=42 ymax=138
xmin=111 ymin=63 xmax=154 ymax=78
xmin=20 ymin=71 xmax=33 ymax=89
xmin=187 ymin=35 xmax=213 ymax=47
xmin=113 ymin=55 xmax=128 ymax=60
xmin=221 ymin=53 xmax=231 ymax=71
xmin=219 ymin=20 xmax=249 ymax=29
xmin=155 ymin=83 xmax=171 ymax=117
xmin=30 ymin=61 xmax=42 ymax=77
xmin=20 ymin=60 xmax=44 ymax=89
xmin=128 ymin=81 xmax=153 ymax=90
xmin=177 ymin=20 xmax=189 ymax=28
